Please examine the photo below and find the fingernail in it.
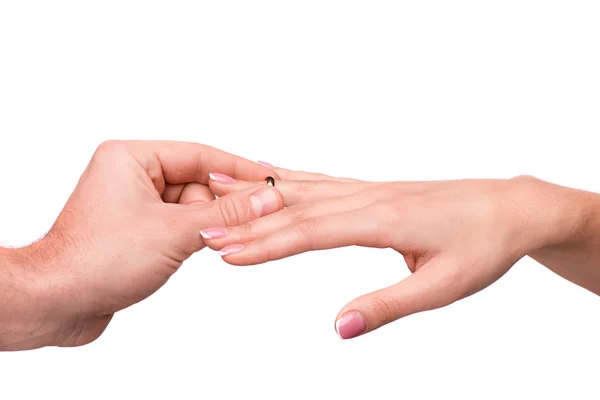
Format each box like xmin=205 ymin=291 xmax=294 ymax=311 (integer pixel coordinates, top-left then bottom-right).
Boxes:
xmin=335 ymin=311 xmax=366 ymax=340
xmin=249 ymin=187 xmax=279 ymax=217
xmin=257 ymin=160 xmax=275 ymax=168
xmin=200 ymin=227 xmax=228 ymax=240
xmin=209 ymin=172 xmax=235 ymax=184
xmin=218 ymin=244 xmax=244 ymax=256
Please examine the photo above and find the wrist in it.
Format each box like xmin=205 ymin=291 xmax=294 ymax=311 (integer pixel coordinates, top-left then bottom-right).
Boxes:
xmin=0 ymin=239 xmax=77 ymax=350
xmin=510 ymin=176 xmax=597 ymax=253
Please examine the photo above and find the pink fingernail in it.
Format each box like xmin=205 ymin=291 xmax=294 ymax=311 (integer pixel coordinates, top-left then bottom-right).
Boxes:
xmin=257 ymin=160 xmax=275 ymax=168
xmin=218 ymin=244 xmax=244 ymax=256
xmin=336 ymin=311 xmax=366 ymax=340
xmin=200 ymin=227 xmax=228 ymax=240
xmin=209 ymin=172 xmax=235 ymax=184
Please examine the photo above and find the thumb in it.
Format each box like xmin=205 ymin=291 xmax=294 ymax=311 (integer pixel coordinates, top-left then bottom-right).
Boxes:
xmin=196 ymin=185 xmax=284 ymax=231
xmin=335 ymin=258 xmax=467 ymax=339
xmin=169 ymin=185 xmax=284 ymax=257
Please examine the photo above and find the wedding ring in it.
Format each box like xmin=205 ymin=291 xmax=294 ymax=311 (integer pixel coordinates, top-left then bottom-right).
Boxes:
xmin=265 ymin=176 xmax=275 ymax=187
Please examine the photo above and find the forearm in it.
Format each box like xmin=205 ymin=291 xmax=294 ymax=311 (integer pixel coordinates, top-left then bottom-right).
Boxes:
xmin=525 ymin=178 xmax=600 ymax=295
xmin=0 ymin=245 xmax=65 ymax=351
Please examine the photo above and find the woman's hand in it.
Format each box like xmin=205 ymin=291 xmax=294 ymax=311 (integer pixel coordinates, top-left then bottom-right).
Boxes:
xmin=203 ymin=170 xmax=591 ymax=339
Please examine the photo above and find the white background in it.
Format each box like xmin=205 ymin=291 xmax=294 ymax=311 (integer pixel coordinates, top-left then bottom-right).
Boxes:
xmin=1 ymin=1 xmax=599 ymax=399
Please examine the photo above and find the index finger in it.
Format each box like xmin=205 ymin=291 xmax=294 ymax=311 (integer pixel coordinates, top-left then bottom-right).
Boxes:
xmin=118 ymin=139 xmax=280 ymax=187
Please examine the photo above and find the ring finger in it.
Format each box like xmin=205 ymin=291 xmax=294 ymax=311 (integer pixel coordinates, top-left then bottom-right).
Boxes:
xmin=202 ymin=188 xmax=380 ymax=249
xmin=208 ymin=174 xmax=380 ymax=206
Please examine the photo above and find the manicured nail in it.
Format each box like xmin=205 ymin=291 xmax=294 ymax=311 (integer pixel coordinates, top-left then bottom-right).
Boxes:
xmin=200 ymin=227 xmax=228 ymax=240
xmin=249 ymin=187 xmax=280 ymax=217
xmin=257 ymin=160 xmax=275 ymax=168
xmin=335 ymin=311 xmax=366 ymax=340
xmin=209 ymin=172 xmax=235 ymax=184
xmin=218 ymin=244 xmax=244 ymax=256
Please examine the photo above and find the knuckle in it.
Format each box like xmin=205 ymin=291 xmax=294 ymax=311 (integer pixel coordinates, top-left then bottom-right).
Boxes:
xmin=95 ymin=140 xmax=121 ymax=154
xmin=368 ymin=295 xmax=402 ymax=325
xmin=286 ymin=205 xmax=309 ymax=223
xmin=228 ymin=221 xmax=255 ymax=243
xmin=294 ymin=180 xmax=316 ymax=196
xmin=92 ymin=140 xmax=128 ymax=164
xmin=512 ymin=174 xmax=539 ymax=182
xmin=239 ymin=220 xmax=254 ymax=237
xmin=294 ymin=217 xmax=319 ymax=239
xmin=218 ymin=197 xmax=249 ymax=226
xmin=264 ymin=246 xmax=278 ymax=263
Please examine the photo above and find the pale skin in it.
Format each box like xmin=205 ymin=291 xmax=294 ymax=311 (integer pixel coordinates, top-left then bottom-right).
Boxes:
xmin=2 ymin=143 xmax=600 ymax=349
xmin=0 ymin=140 xmax=285 ymax=351
xmin=202 ymin=165 xmax=600 ymax=340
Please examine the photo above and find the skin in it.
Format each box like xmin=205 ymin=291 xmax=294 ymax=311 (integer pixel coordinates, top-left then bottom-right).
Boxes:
xmin=0 ymin=140 xmax=285 ymax=351
xmin=203 ymin=167 xmax=600 ymax=339
xmin=3 ymin=150 xmax=599 ymax=347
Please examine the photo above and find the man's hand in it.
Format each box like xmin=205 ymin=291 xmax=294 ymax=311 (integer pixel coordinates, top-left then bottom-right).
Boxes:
xmin=0 ymin=140 xmax=283 ymax=351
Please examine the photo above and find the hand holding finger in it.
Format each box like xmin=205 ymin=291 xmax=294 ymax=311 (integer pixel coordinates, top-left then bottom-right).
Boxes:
xmin=208 ymin=173 xmax=377 ymax=206
xmin=202 ymin=188 xmax=381 ymax=251
xmin=163 ymin=183 xmax=216 ymax=205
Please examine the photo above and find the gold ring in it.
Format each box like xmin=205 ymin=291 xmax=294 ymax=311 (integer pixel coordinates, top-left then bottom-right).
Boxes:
xmin=265 ymin=176 xmax=275 ymax=186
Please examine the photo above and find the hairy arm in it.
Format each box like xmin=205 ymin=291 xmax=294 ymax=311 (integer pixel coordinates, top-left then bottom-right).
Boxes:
xmin=0 ymin=245 xmax=59 ymax=351
xmin=0 ymin=140 xmax=284 ymax=351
